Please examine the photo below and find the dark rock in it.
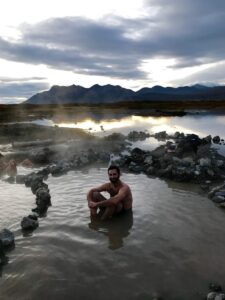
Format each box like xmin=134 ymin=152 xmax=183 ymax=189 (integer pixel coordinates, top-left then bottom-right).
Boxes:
xmin=215 ymin=190 xmax=225 ymax=197
xmin=181 ymin=156 xmax=195 ymax=167
xmin=30 ymin=178 xmax=48 ymax=194
xmin=21 ymin=216 xmax=39 ymax=230
xmin=111 ymin=156 xmax=127 ymax=167
xmin=27 ymin=214 xmax=38 ymax=221
xmin=127 ymin=131 xmax=150 ymax=141
xmin=0 ymin=240 xmax=8 ymax=266
xmin=215 ymin=160 xmax=224 ymax=168
xmin=145 ymin=166 xmax=155 ymax=175
xmin=16 ymin=174 xmax=26 ymax=184
xmin=0 ymin=240 xmax=4 ymax=257
xmin=151 ymin=145 xmax=166 ymax=158
xmin=197 ymin=144 xmax=212 ymax=159
xmin=128 ymin=162 xmax=143 ymax=173
xmin=172 ymin=156 xmax=182 ymax=165
xmin=213 ymin=136 xmax=221 ymax=144
xmin=212 ymin=195 xmax=225 ymax=203
xmin=202 ymin=135 xmax=212 ymax=144
xmin=104 ymin=133 xmax=126 ymax=141
xmin=207 ymin=292 xmax=225 ymax=299
xmin=154 ymin=131 xmax=168 ymax=140
xmin=173 ymin=131 xmax=184 ymax=139
xmin=199 ymin=158 xmax=212 ymax=168
xmin=36 ymin=167 xmax=51 ymax=179
xmin=165 ymin=142 xmax=176 ymax=153
xmin=50 ymin=164 xmax=69 ymax=176
xmin=130 ymin=147 xmax=146 ymax=163
xmin=0 ymin=229 xmax=15 ymax=248
xmin=36 ymin=187 xmax=51 ymax=208
xmin=143 ymin=155 xmax=153 ymax=165
xmin=3 ymin=176 xmax=15 ymax=184
xmin=24 ymin=172 xmax=45 ymax=187
xmin=77 ymin=155 xmax=89 ymax=167
xmin=208 ymin=183 xmax=225 ymax=198
xmin=157 ymin=164 xmax=173 ymax=177
xmin=207 ymin=283 xmax=225 ymax=300
xmin=158 ymin=157 xmax=168 ymax=169
xmin=29 ymin=147 xmax=54 ymax=164
xmin=98 ymin=151 xmax=110 ymax=162
xmin=176 ymin=134 xmax=201 ymax=156
xmin=87 ymin=148 xmax=99 ymax=163
xmin=171 ymin=166 xmax=194 ymax=182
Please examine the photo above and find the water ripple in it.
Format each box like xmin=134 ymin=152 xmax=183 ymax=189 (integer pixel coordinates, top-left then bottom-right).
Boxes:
xmin=1 ymin=168 xmax=225 ymax=300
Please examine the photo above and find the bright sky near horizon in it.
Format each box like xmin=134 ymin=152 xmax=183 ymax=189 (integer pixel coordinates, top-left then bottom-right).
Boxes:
xmin=0 ymin=0 xmax=225 ymax=103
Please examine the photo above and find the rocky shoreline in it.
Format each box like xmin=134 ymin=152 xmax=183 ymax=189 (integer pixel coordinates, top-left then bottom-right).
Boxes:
xmin=1 ymin=125 xmax=225 ymax=299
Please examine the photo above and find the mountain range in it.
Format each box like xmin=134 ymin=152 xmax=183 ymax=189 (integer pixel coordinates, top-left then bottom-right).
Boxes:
xmin=24 ymin=84 xmax=225 ymax=104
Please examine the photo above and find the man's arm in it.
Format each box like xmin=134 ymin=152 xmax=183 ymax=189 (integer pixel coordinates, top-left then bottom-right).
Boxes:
xmin=91 ymin=186 xmax=128 ymax=208
xmin=87 ymin=183 xmax=109 ymax=203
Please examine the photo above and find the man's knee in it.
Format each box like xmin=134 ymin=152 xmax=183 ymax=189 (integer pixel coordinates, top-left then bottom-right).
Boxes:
xmin=92 ymin=191 xmax=107 ymax=202
xmin=93 ymin=191 xmax=101 ymax=201
xmin=93 ymin=191 xmax=100 ymax=197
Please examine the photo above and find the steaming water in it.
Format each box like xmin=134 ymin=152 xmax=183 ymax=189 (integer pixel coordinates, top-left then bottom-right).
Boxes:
xmin=7 ymin=113 xmax=225 ymax=154
xmin=1 ymin=167 xmax=225 ymax=300
xmin=1 ymin=112 xmax=225 ymax=299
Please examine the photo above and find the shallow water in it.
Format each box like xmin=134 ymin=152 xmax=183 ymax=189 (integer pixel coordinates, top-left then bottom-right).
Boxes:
xmin=3 ymin=112 xmax=225 ymax=156
xmin=1 ymin=167 xmax=225 ymax=299
xmin=40 ymin=113 xmax=225 ymax=138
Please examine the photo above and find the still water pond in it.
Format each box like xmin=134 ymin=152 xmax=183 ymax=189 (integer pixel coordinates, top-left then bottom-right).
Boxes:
xmin=1 ymin=167 xmax=225 ymax=300
xmin=29 ymin=112 xmax=225 ymax=138
xmin=1 ymin=112 xmax=225 ymax=299
xmin=29 ymin=113 xmax=225 ymax=154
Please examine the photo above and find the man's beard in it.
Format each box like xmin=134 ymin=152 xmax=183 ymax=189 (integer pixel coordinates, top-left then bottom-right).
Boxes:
xmin=110 ymin=178 xmax=119 ymax=183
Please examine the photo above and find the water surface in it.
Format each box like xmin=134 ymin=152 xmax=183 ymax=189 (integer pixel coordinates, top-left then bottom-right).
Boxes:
xmin=1 ymin=168 xmax=225 ymax=299
xmin=29 ymin=114 xmax=225 ymax=139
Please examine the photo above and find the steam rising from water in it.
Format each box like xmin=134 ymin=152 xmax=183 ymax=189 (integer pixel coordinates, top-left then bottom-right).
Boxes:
xmin=1 ymin=168 xmax=225 ymax=300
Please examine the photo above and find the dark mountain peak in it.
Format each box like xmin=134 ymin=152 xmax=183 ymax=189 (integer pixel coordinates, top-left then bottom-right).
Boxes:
xmin=50 ymin=85 xmax=60 ymax=91
xmin=24 ymin=83 xmax=225 ymax=105
xmin=91 ymin=84 xmax=101 ymax=89
xmin=152 ymin=85 xmax=164 ymax=89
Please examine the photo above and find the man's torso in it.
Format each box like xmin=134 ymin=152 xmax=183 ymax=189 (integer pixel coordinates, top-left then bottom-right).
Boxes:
xmin=106 ymin=182 xmax=133 ymax=210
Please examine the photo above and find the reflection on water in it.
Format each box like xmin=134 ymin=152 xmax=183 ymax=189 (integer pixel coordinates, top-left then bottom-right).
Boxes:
xmin=88 ymin=211 xmax=133 ymax=250
xmin=27 ymin=114 xmax=225 ymax=140
xmin=2 ymin=108 xmax=225 ymax=298
xmin=1 ymin=168 xmax=225 ymax=299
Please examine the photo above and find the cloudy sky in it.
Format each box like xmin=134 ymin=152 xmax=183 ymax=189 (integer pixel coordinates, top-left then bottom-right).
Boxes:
xmin=0 ymin=0 xmax=225 ymax=103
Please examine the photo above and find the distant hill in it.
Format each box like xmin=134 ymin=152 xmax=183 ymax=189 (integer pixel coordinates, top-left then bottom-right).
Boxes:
xmin=24 ymin=84 xmax=225 ymax=104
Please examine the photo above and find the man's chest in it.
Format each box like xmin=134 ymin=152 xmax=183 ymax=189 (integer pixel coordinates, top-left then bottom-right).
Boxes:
xmin=108 ymin=186 xmax=119 ymax=196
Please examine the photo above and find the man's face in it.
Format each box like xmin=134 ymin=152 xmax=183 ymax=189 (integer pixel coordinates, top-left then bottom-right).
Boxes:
xmin=108 ymin=169 xmax=120 ymax=183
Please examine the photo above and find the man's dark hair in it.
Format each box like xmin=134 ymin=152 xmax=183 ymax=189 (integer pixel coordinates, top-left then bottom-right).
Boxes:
xmin=108 ymin=165 xmax=120 ymax=175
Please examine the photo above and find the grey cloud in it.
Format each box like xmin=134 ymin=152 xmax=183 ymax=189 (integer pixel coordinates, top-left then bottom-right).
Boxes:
xmin=0 ymin=30 xmax=146 ymax=80
xmin=0 ymin=76 xmax=46 ymax=83
xmin=0 ymin=82 xmax=49 ymax=98
xmin=0 ymin=1 xmax=225 ymax=82
xmin=170 ymin=60 xmax=225 ymax=86
xmin=142 ymin=0 xmax=225 ymax=65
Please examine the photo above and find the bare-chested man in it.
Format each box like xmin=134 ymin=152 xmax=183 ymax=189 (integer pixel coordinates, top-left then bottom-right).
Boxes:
xmin=87 ymin=166 xmax=133 ymax=220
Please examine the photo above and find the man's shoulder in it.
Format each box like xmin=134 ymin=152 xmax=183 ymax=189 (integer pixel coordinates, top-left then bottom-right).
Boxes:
xmin=120 ymin=182 xmax=131 ymax=190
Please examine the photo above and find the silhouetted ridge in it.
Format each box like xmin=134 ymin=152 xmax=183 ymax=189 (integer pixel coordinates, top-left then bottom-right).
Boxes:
xmin=24 ymin=84 xmax=225 ymax=104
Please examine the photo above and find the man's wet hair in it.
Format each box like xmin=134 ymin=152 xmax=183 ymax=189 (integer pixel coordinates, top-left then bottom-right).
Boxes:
xmin=108 ymin=165 xmax=120 ymax=175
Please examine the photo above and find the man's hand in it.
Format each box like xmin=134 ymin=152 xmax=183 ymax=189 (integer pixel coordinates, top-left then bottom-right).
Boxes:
xmin=89 ymin=201 xmax=98 ymax=208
